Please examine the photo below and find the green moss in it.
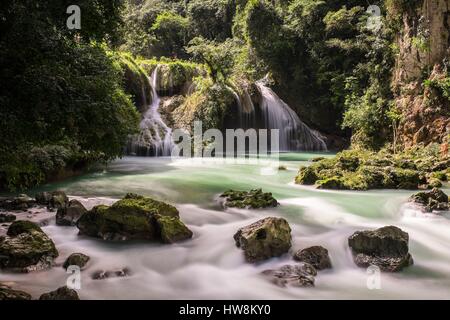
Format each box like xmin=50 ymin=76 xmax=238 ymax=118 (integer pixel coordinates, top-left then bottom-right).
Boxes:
xmin=155 ymin=215 xmax=193 ymax=244
xmin=316 ymin=177 xmax=347 ymax=190
xmin=220 ymin=189 xmax=279 ymax=209
xmin=295 ymin=166 xmax=318 ymax=185
xmin=7 ymin=221 xmax=43 ymax=237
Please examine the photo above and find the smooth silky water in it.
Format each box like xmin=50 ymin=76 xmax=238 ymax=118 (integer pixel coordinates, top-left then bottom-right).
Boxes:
xmin=1 ymin=153 xmax=449 ymax=299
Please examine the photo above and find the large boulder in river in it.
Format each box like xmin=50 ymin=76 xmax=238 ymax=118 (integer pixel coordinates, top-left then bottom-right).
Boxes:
xmin=76 ymin=193 xmax=192 ymax=243
xmin=56 ymin=200 xmax=87 ymax=226
xmin=262 ymin=263 xmax=316 ymax=287
xmin=233 ymin=217 xmax=291 ymax=262
xmin=348 ymin=226 xmax=413 ymax=272
xmin=0 ymin=286 xmax=32 ymax=300
xmin=0 ymin=221 xmax=58 ymax=272
xmin=409 ymin=188 xmax=449 ymax=212
xmin=220 ymin=189 xmax=279 ymax=209
xmin=39 ymin=286 xmax=79 ymax=300
xmin=0 ymin=194 xmax=35 ymax=211
xmin=293 ymin=246 xmax=332 ymax=270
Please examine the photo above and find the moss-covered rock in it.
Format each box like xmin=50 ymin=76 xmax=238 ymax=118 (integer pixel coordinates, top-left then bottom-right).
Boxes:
xmin=63 ymin=253 xmax=90 ymax=270
xmin=76 ymin=194 xmax=192 ymax=243
xmin=39 ymin=286 xmax=79 ymax=300
xmin=295 ymin=167 xmax=318 ymax=185
xmin=348 ymin=226 xmax=413 ymax=272
xmin=233 ymin=217 xmax=291 ymax=263
xmin=0 ymin=286 xmax=32 ymax=300
xmin=262 ymin=263 xmax=316 ymax=287
xmin=56 ymin=199 xmax=87 ymax=226
xmin=220 ymin=189 xmax=279 ymax=209
xmin=295 ymin=146 xmax=444 ymax=191
xmin=410 ymin=188 xmax=449 ymax=212
xmin=293 ymin=246 xmax=332 ymax=270
xmin=0 ymin=221 xmax=58 ymax=272
xmin=155 ymin=215 xmax=193 ymax=244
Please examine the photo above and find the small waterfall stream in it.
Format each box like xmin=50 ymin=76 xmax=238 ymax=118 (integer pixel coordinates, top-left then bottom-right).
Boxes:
xmin=128 ymin=67 xmax=174 ymax=156
xmin=255 ymin=82 xmax=327 ymax=151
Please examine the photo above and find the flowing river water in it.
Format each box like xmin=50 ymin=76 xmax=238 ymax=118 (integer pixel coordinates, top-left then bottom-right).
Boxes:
xmin=1 ymin=153 xmax=449 ymax=299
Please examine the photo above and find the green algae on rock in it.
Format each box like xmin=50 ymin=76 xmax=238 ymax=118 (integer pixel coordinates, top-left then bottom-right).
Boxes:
xmin=233 ymin=217 xmax=291 ymax=263
xmin=76 ymin=193 xmax=192 ymax=243
xmin=220 ymin=189 xmax=279 ymax=209
xmin=0 ymin=221 xmax=58 ymax=272
xmin=295 ymin=146 xmax=448 ymax=190
xmin=409 ymin=188 xmax=449 ymax=212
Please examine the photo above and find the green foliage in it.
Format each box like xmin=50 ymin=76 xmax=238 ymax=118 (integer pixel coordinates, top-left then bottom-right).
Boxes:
xmin=151 ymin=11 xmax=190 ymax=58
xmin=0 ymin=1 xmax=139 ymax=190
xmin=187 ymin=37 xmax=240 ymax=83
xmin=424 ymin=76 xmax=450 ymax=101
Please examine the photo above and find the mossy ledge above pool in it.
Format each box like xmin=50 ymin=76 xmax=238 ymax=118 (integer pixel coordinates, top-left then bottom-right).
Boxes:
xmin=295 ymin=145 xmax=449 ymax=191
xmin=76 ymin=193 xmax=192 ymax=243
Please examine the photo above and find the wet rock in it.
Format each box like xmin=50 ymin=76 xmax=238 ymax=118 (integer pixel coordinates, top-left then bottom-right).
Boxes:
xmin=0 ymin=213 xmax=16 ymax=223
xmin=348 ymin=226 xmax=413 ymax=272
xmin=49 ymin=191 xmax=69 ymax=209
xmin=233 ymin=217 xmax=291 ymax=262
xmin=410 ymin=188 xmax=449 ymax=212
xmin=0 ymin=194 xmax=36 ymax=211
xmin=295 ymin=167 xmax=318 ymax=185
xmin=262 ymin=263 xmax=316 ymax=287
xmin=0 ymin=221 xmax=58 ymax=272
xmin=39 ymin=286 xmax=79 ymax=300
xmin=0 ymin=285 xmax=32 ymax=300
xmin=63 ymin=253 xmax=90 ymax=270
xmin=293 ymin=246 xmax=332 ymax=270
xmin=77 ymin=193 xmax=192 ymax=243
xmin=92 ymin=267 xmax=131 ymax=280
xmin=56 ymin=200 xmax=87 ymax=226
xmin=155 ymin=215 xmax=193 ymax=244
xmin=35 ymin=191 xmax=69 ymax=209
xmin=220 ymin=189 xmax=279 ymax=209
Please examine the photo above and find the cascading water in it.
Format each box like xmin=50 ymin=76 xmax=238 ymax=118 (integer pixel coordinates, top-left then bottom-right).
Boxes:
xmin=255 ymin=81 xmax=327 ymax=151
xmin=128 ymin=67 xmax=174 ymax=156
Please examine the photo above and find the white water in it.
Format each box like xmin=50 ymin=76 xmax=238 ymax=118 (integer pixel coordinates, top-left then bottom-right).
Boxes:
xmin=256 ymin=82 xmax=327 ymax=152
xmin=128 ymin=67 xmax=174 ymax=156
xmin=1 ymin=154 xmax=449 ymax=299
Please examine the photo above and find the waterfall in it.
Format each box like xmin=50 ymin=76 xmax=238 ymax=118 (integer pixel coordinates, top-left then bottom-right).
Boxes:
xmin=127 ymin=67 xmax=174 ymax=156
xmin=255 ymin=82 xmax=327 ymax=151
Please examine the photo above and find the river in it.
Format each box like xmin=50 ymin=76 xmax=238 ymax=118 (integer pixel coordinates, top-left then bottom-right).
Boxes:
xmin=1 ymin=153 xmax=449 ymax=299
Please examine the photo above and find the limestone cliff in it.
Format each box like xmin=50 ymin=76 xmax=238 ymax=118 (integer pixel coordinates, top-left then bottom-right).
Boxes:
xmin=391 ymin=0 xmax=450 ymax=147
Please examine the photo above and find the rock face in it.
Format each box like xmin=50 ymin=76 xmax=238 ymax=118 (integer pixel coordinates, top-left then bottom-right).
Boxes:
xmin=91 ymin=267 xmax=132 ymax=280
xmin=76 ymin=193 xmax=192 ymax=243
xmin=293 ymin=246 xmax=332 ymax=270
xmin=0 ymin=286 xmax=32 ymax=300
xmin=220 ymin=189 xmax=279 ymax=209
xmin=39 ymin=286 xmax=79 ymax=300
xmin=262 ymin=263 xmax=316 ymax=287
xmin=348 ymin=226 xmax=413 ymax=272
xmin=410 ymin=188 xmax=449 ymax=212
xmin=63 ymin=253 xmax=90 ymax=270
xmin=233 ymin=217 xmax=291 ymax=262
xmin=0 ymin=221 xmax=58 ymax=272
xmin=56 ymin=200 xmax=87 ymax=226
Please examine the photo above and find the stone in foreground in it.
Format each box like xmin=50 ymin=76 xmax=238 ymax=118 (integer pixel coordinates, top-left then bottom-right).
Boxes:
xmin=39 ymin=286 xmax=79 ymax=300
xmin=0 ymin=221 xmax=58 ymax=272
xmin=409 ymin=188 xmax=449 ymax=212
xmin=233 ymin=217 xmax=291 ymax=262
xmin=0 ymin=285 xmax=32 ymax=300
xmin=0 ymin=213 xmax=16 ymax=223
xmin=348 ymin=226 xmax=413 ymax=272
xmin=56 ymin=199 xmax=87 ymax=226
xmin=293 ymin=246 xmax=332 ymax=270
xmin=220 ymin=189 xmax=279 ymax=209
xmin=63 ymin=253 xmax=90 ymax=270
xmin=262 ymin=263 xmax=316 ymax=287
xmin=77 ymin=193 xmax=192 ymax=243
